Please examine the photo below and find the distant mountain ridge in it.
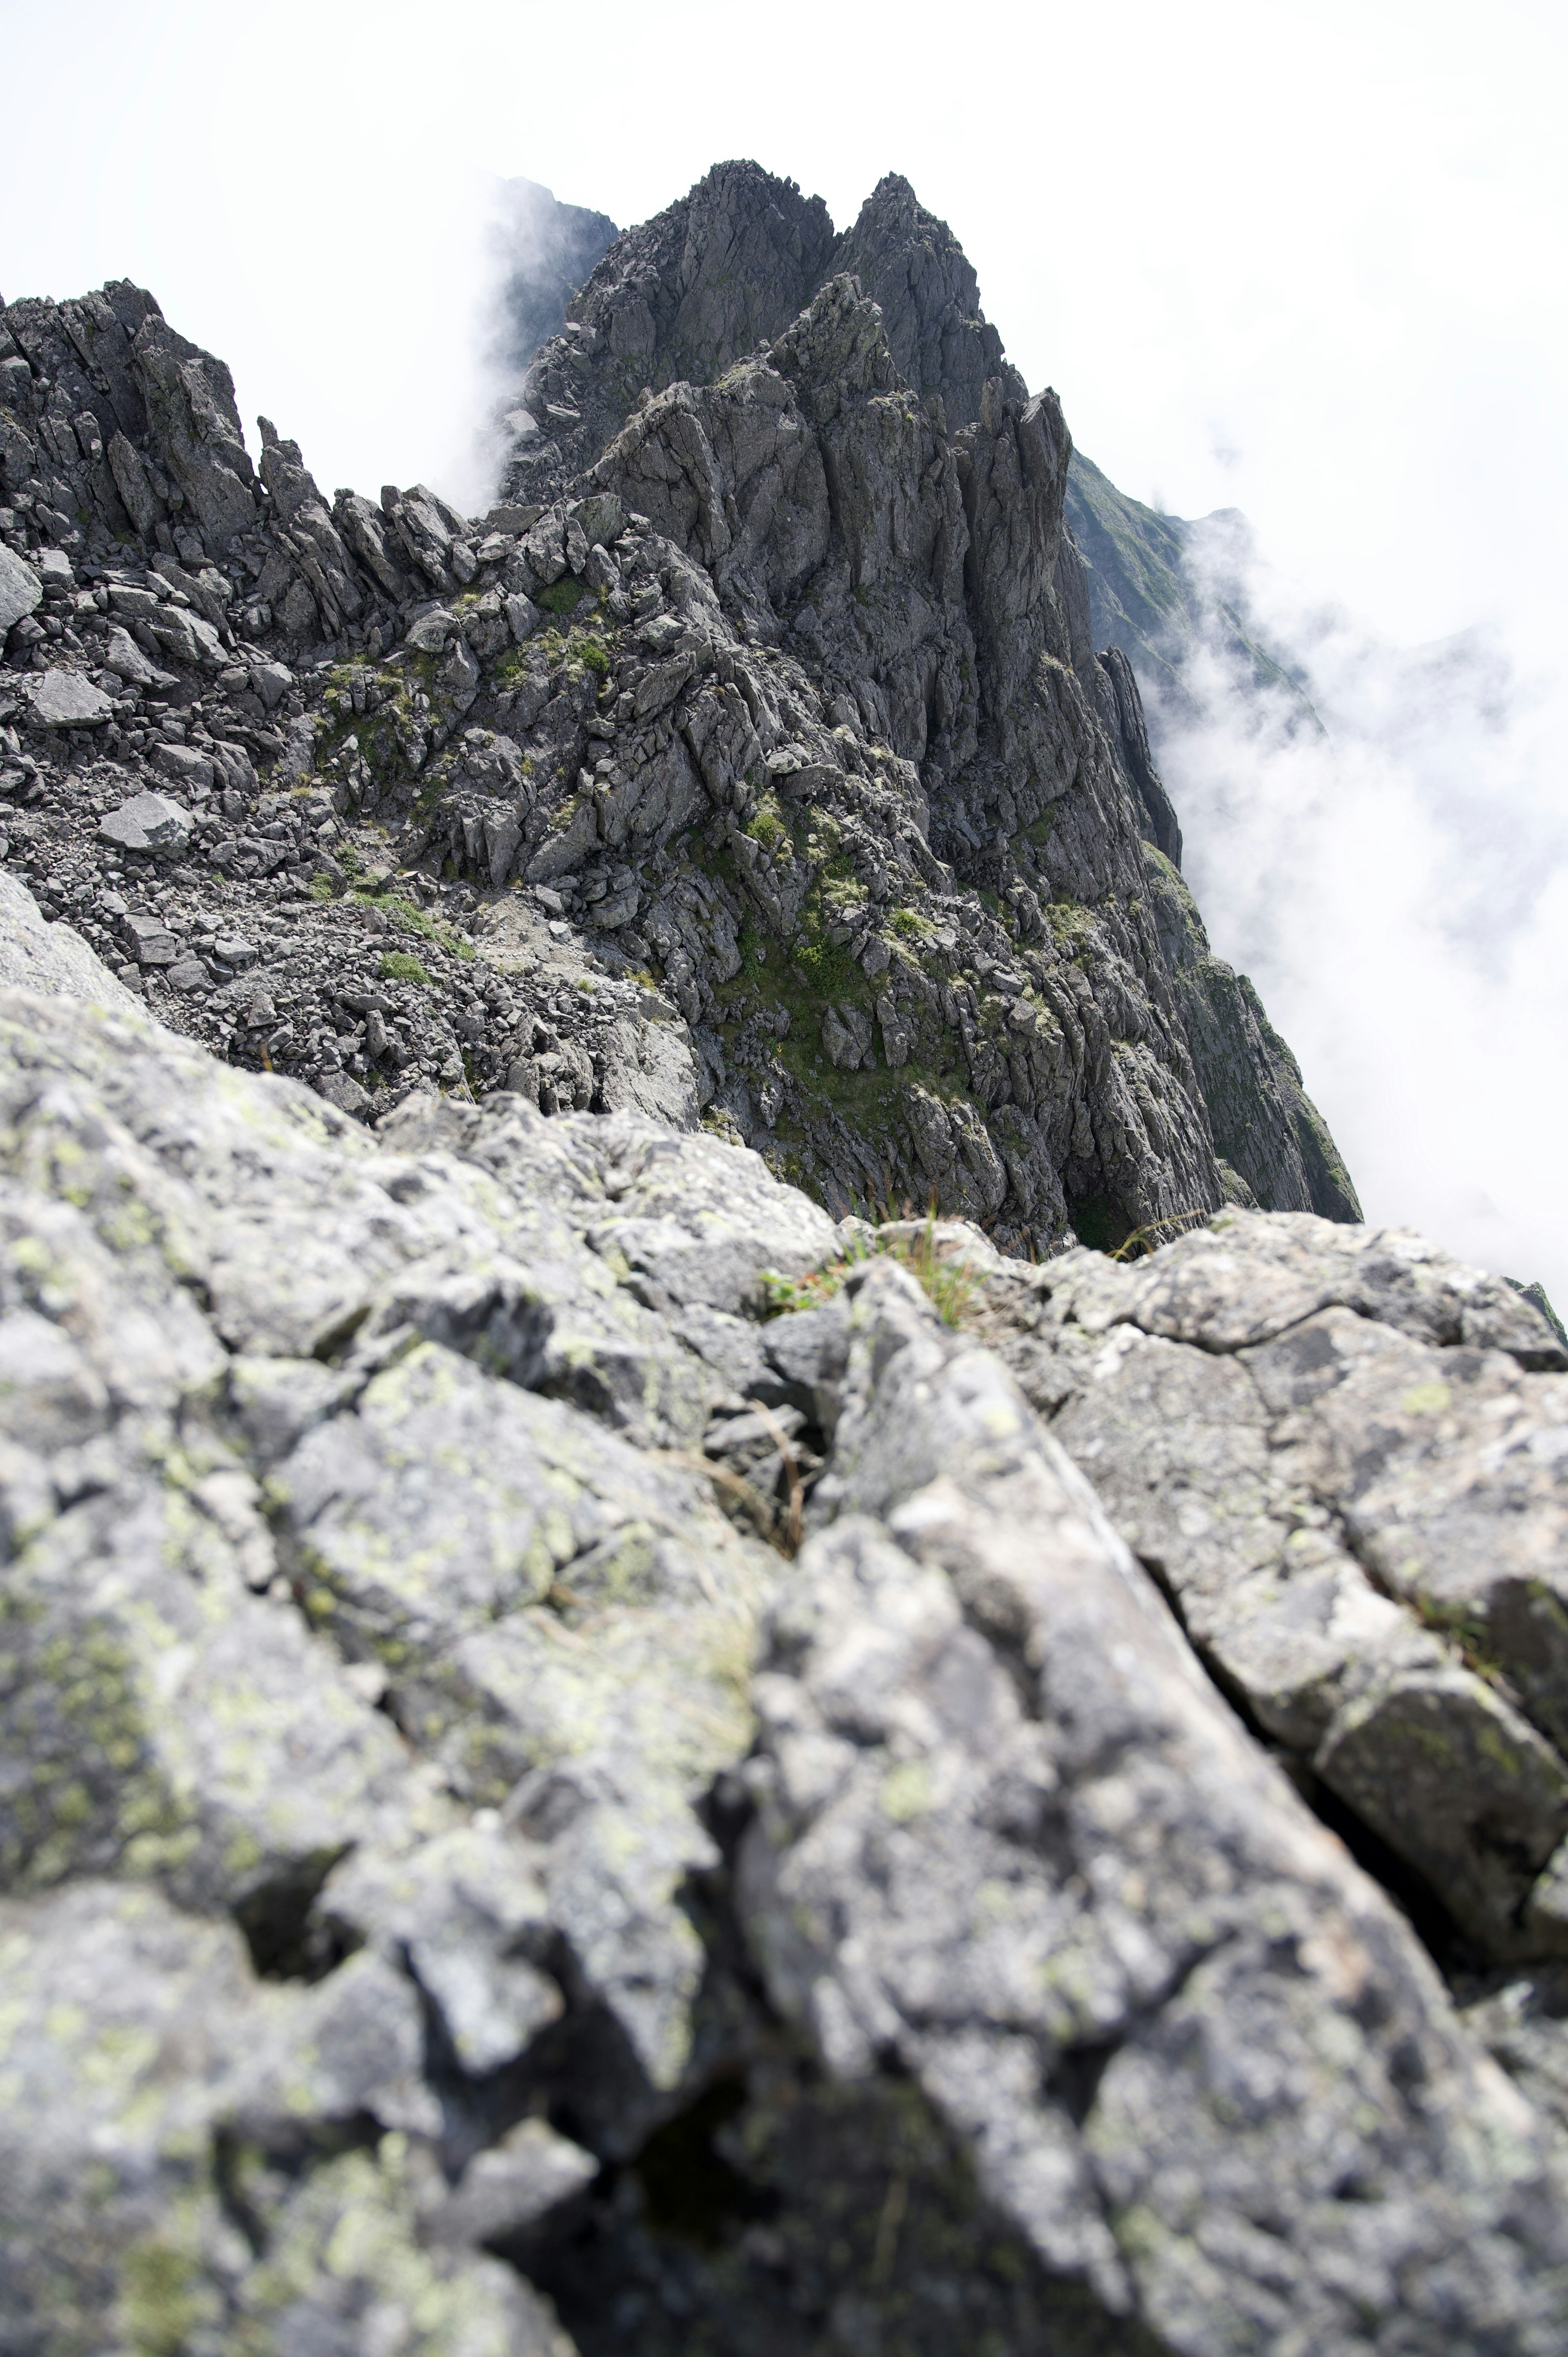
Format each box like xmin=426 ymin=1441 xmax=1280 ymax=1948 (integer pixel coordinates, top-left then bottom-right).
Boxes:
xmin=1063 ymin=450 xmax=1321 ymax=738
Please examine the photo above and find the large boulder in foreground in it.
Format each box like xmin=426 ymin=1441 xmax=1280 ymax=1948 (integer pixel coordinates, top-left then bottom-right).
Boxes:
xmin=0 ymin=906 xmax=1566 ymax=2351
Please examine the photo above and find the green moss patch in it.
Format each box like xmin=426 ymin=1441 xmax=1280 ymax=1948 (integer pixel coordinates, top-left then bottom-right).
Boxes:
xmin=379 ymin=950 xmax=432 ymax=986
xmin=538 ymin=578 xmax=587 ymax=616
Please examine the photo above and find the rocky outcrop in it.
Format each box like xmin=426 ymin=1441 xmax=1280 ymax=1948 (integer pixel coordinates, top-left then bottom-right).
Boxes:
xmin=0 ymin=159 xmax=1355 ymax=1258
xmin=1 ymin=906 xmax=1567 ymax=2351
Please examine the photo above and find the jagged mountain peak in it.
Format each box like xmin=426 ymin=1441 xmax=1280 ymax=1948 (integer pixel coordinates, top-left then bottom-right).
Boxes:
xmin=0 ymin=153 xmax=1359 ymax=1253
xmin=830 ymin=171 xmax=1026 ymax=428
xmin=503 ymin=157 xmax=1027 ymax=507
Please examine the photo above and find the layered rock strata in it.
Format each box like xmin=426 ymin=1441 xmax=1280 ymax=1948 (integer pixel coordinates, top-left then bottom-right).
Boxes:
xmin=0 ymin=160 xmax=1355 ymax=1259
xmin=0 ymin=908 xmax=1566 ymax=2352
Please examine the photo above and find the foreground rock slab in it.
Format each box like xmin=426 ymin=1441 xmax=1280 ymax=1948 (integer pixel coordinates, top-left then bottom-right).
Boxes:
xmin=0 ymin=932 xmax=1566 ymax=2351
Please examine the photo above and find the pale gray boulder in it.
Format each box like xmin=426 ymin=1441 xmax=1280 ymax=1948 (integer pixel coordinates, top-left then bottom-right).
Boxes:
xmin=2 ymin=979 xmax=1567 ymax=2351
xmin=0 ymin=541 xmax=41 ymax=632
xmin=98 ymin=788 xmax=194 ymax=852
xmin=0 ymin=870 xmax=140 ymax=1007
xmin=23 ymin=665 xmax=114 ymax=727
xmin=972 ymin=1210 xmax=1568 ymax=1964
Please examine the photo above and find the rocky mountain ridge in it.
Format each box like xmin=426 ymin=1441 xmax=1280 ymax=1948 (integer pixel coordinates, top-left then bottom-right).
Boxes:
xmin=10 ymin=159 xmax=1568 ymax=2355
xmin=0 ymin=159 xmax=1354 ymax=1259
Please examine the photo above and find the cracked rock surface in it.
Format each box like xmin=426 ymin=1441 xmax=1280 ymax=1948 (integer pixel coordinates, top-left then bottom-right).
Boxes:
xmin=1 ymin=893 xmax=1567 ymax=2351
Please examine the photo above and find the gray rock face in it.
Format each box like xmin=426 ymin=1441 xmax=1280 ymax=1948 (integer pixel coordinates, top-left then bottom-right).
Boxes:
xmin=1145 ymin=842 xmax=1361 ymax=1219
xmin=2 ymin=968 xmax=1567 ymax=2353
xmin=0 ymin=542 xmax=41 ymax=631
xmin=829 ymin=171 xmax=1025 ymax=429
xmin=0 ymin=159 xmax=1353 ymax=1264
xmin=24 ymin=665 xmax=114 ymax=727
xmin=504 ymin=159 xmax=836 ymax=506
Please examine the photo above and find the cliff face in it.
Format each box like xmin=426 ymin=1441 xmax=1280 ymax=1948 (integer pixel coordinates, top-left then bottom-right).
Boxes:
xmin=501 ymin=158 xmax=1356 ymax=1242
xmin=0 ymin=161 xmax=1354 ymax=1261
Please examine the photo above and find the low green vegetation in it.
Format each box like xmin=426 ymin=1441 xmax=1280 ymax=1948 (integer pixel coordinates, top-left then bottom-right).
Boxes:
xmin=538 ymin=577 xmax=586 ymax=615
xmin=493 ymin=645 xmax=537 ymax=691
xmin=350 ymin=888 xmax=474 ymax=962
xmin=379 ymin=950 xmax=432 ymax=986
xmin=762 ymin=1213 xmax=979 ymax=1329
xmin=793 ymin=935 xmax=860 ymax=997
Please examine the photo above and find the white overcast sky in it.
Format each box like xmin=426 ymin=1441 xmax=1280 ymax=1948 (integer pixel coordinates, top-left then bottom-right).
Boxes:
xmin=4 ymin=0 xmax=1567 ymax=1295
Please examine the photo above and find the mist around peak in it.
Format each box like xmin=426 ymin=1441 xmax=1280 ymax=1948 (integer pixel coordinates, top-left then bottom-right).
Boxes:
xmin=1135 ymin=524 xmax=1568 ymax=1312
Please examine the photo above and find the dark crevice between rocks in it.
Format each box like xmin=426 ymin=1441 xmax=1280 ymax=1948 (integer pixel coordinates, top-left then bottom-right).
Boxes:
xmin=508 ymin=1780 xmax=1176 ymax=2355
xmin=525 ymin=2039 xmax=1175 ymax=2357
xmin=1131 ymin=1542 xmax=1478 ymax=1979
xmin=1288 ymin=1768 xmax=1479 ymax=1979
xmin=1066 ymin=1191 xmax=1138 ymax=1255
xmin=394 ymin=1927 xmax=659 ymax=2185
xmin=234 ymin=1848 xmax=356 ymax=1981
xmin=213 ymin=2116 xmax=385 ymax=2263
xmin=1049 ymin=2039 xmax=1118 ymax=2129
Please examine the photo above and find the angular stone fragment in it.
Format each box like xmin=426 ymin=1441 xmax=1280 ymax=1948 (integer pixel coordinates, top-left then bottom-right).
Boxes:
xmin=0 ymin=544 xmax=42 ymax=633
xmin=100 ymin=622 xmax=169 ymax=685
xmin=119 ymin=907 xmax=180 ymax=961
xmin=152 ymin=739 xmax=214 ymax=790
xmin=98 ymin=790 xmax=193 ymax=852
xmin=24 ymin=667 xmax=113 ymax=727
xmin=249 ymin=655 xmax=292 ymax=707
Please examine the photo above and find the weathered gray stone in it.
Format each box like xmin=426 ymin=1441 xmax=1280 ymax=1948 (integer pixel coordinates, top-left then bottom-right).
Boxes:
xmin=973 ymin=1209 xmax=1568 ymax=1962
xmin=101 ymin=622 xmax=169 ymax=685
xmin=0 ymin=873 xmax=140 ymax=1008
xmin=0 ymin=543 xmax=42 ymax=633
xmin=24 ymin=667 xmax=114 ymax=727
xmin=0 ymin=977 xmax=1566 ymax=2352
xmin=98 ymin=790 xmax=193 ymax=852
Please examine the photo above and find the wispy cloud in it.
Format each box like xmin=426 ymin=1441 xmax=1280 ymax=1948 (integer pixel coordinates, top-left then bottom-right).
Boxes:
xmin=1152 ymin=528 xmax=1568 ymax=1308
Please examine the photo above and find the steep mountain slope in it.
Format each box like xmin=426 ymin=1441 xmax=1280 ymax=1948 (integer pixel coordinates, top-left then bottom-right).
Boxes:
xmin=1062 ymin=450 xmax=1321 ymax=734
xmin=501 ymin=160 xmax=1356 ymax=1239
xmin=491 ymin=177 xmax=618 ymax=381
xmin=0 ymin=163 xmax=1354 ymax=1276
